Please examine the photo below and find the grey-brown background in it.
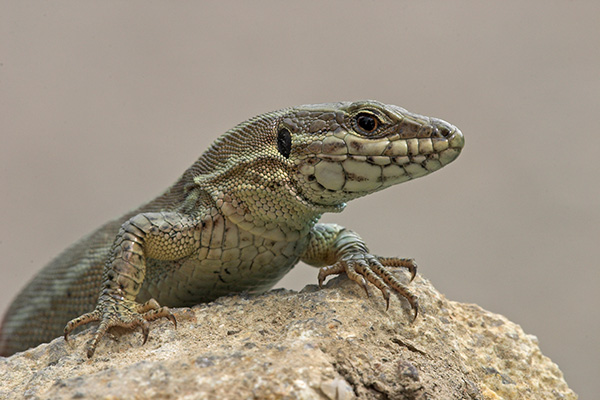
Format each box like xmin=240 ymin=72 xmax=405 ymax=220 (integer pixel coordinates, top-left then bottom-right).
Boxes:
xmin=1 ymin=1 xmax=597 ymax=397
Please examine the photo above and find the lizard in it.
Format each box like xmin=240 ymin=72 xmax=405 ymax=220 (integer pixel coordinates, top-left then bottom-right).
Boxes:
xmin=0 ymin=100 xmax=464 ymax=358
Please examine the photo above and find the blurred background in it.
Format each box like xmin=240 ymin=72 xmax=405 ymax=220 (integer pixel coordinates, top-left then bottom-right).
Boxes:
xmin=1 ymin=1 xmax=597 ymax=397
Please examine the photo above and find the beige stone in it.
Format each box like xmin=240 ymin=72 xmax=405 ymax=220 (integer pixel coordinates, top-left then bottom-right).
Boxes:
xmin=0 ymin=275 xmax=577 ymax=399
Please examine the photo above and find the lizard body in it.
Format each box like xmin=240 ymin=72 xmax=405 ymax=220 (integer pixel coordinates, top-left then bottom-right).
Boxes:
xmin=0 ymin=101 xmax=464 ymax=357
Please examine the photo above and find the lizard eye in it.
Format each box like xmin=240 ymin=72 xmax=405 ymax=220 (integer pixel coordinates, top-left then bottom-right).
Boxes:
xmin=356 ymin=113 xmax=379 ymax=134
xmin=277 ymin=128 xmax=292 ymax=158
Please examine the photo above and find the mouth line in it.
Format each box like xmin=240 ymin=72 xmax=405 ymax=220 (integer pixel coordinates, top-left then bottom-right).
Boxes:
xmin=312 ymin=150 xmax=452 ymax=167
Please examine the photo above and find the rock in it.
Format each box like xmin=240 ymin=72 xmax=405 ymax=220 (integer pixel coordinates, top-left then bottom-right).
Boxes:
xmin=0 ymin=274 xmax=577 ymax=399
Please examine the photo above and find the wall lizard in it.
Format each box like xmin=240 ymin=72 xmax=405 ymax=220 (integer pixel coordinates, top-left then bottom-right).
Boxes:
xmin=0 ymin=101 xmax=464 ymax=357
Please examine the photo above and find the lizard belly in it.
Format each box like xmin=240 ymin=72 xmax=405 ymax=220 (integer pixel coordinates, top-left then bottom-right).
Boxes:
xmin=137 ymin=221 xmax=309 ymax=307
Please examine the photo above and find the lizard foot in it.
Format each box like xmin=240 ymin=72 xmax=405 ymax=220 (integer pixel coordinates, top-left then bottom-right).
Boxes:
xmin=64 ymin=298 xmax=176 ymax=358
xmin=318 ymin=255 xmax=418 ymax=320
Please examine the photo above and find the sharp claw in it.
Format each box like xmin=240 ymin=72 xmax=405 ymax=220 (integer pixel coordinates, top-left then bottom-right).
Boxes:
xmin=409 ymin=298 xmax=419 ymax=322
xmin=359 ymin=277 xmax=370 ymax=297
xmin=409 ymin=265 xmax=417 ymax=282
xmin=64 ymin=321 xmax=75 ymax=344
xmin=141 ymin=321 xmax=150 ymax=345
xmin=382 ymin=289 xmax=390 ymax=311
xmin=168 ymin=313 xmax=177 ymax=329
xmin=405 ymin=259 xmax=417 ymax=282
xmin=318 ymin=275 xmax=325 ymax=289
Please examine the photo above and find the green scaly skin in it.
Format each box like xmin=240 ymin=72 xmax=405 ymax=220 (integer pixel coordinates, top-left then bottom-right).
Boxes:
xmin=0 ymin=100 xmax=464 ymax=357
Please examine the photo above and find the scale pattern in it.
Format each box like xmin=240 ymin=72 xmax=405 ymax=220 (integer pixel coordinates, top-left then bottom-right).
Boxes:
xmin=0 ymin=100 xmax=464 ymax=357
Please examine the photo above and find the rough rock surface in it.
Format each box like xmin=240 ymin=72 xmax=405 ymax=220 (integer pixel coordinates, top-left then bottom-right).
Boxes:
xmin=0 ymin=273 xmax=577 ymax=399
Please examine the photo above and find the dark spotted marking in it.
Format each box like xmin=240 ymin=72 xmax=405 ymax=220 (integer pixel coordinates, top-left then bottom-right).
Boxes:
xmin=350 ymin=141 xmax=364 ymax=152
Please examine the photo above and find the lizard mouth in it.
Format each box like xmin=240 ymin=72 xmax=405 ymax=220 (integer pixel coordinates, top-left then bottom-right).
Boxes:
xmin=299 ymin=125 xmax=464 ymax=197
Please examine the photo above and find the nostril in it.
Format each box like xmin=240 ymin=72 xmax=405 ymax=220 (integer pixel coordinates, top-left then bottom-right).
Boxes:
xmin=430 ymin=118 xmax=455 ymax=138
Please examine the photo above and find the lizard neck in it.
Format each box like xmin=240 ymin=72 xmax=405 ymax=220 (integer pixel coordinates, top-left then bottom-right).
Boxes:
xmin=187 ymin=136 xmax=346 ymax=242
xmin=210 ymin=184 xmax=344 ymax=242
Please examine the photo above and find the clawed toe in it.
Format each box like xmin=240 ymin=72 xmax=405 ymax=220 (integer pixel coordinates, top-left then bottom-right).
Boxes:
xmin=64 ymin=310 xmax=101 ymax=343
xmin=64 ymin=297 xmax=176 ymax=358
xmin=318 ymin=255 xmax=419 ymax=319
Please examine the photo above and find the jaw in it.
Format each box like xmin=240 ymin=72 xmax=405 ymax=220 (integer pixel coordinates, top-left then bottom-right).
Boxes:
xmin=293 ymin=123 xmax=464 ymax=206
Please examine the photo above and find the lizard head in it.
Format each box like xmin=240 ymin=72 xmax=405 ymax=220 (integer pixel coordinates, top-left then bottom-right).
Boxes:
xmin=279 ymin=100 xmax=465 ymax=207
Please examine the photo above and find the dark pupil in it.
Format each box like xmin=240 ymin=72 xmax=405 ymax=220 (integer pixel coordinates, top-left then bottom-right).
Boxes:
xmin=277 ymin=128 xmax=292 ymax=158
xmin=357 ymin=114 xmax=377 ymax=132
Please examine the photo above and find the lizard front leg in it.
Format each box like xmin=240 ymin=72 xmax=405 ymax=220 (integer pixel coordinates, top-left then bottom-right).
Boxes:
xmin=64 ymin=211 xmax=201 ymax=358
xmin=301 ymin=223 xmax=418 ymax=319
